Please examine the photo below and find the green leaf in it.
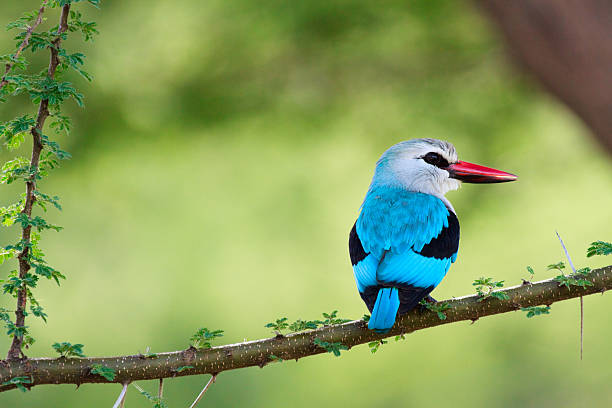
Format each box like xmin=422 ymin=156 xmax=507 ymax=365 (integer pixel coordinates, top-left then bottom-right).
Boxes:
xmin=586 ymin=241 xmax=612 ymax=257
xmin=368 ymin=339 xmax=387 ymax=354
xmin=547 ymin=262 xmax=565 ymax=272
xmin=526 ymin=266 xmax=534 ymax=276
xmin=133 ymin=384 xmax=168 ymax=408
xmin=288 ymin=319 xmax=319 ymax=332
xmin=0 ymin=200 xmax=25 ymax=227
xmin=265 ymin=317 xmax=289 ymax=333
xmin=0 ymin=115 xmax=35 ymax=150
xmin=33 ymin=191 xmax=63 ymax=212
xmin=554 ymin=274 xmax=594 ymax=290
xmin=489 ymin=292 xmax=510 ymax=301
xmin=52 ymin=341 xmax=85 ymax=357
xmin=1 ymin=157 xmax=30 ymax=184
xmin=190 ymin=327 xmax=224 ymax=349
xmin=1 ymin=376 xmax=31 ymax=392
xmin=419 ymin=300 xmax=452 ymax=320
xmin=521 ymin=306 xmax=551 ymax=318
xmin=269 ymin=354 xmax=283 ymax=362
xmin=30 ymin=303 xmax=48 ymax=323
xmin=313 ymin=338 xmax=348 ymax=357
xmin=473 ymin=276 xmax=507 ymax=301
xmin=15 ymin=213 xmax=63 ymax=232
xmin=90 ymin=364 xmax=115 ymax=381
xmin=320 ymin=310 xmax=351 ymax=326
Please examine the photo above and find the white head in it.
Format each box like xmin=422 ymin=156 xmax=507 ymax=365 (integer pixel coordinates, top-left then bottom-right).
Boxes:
xmin=372 ymin=138 xmax=460 ymax=198
xmin=369 ymin=138 xmax=517 ymax=209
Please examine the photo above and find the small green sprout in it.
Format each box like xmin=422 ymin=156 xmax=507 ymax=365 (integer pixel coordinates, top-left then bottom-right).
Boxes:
xmin=313 ymin=338 xmax=348 ymax=357
xmin=141 ymin=346 xmax=157 ymax=358
xmin=1 ymin=376 xmax=31 ymax=392
xmin=133 ymin=384 xmax=168 ymax=408
xmin=190 ymin=328 xmax=224 ymax=349
xmin=419 ymin=299 xmax=452 ymax=320
xmin=269 ymin=354 xmax=283 ymax=362
xmin=265 ymin=317 xmax=289 ymax=334
xmin=546 ymin=262 xmax=565 ymax=273
xmin=288 ymin=319 xmax=319 ymax=332
xmin=174 ymin=365 xmax=193 ymax=373
xmin=320 ymin=310 xmax=351 ymax=326
xmin=90 ymin=364 xmax=116 ymax=381
xmin=368 ymin=339 xmax=387 ymax=354
xmin=554 ymin=274 xmax=594 ymax=290
xmin=587 ymin=241 xmax=612 ymax=257
xmin=521 ymin=306 xmax=551 ymax=318
xmin=473 ymin=277 xmax=509 ymax=301
xmin=52 ymin=342 xmax=85 ymax=358
xmin=362 ymin=314 xmax=370 ymax=322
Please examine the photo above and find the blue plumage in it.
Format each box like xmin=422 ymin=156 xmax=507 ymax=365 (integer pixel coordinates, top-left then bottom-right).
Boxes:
xmin=350 ymin=187 xmax=459 ymax=333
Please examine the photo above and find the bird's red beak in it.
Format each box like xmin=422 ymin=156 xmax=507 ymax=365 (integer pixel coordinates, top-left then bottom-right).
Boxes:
xmin=447 ymin=161 xmax=517 ymax=184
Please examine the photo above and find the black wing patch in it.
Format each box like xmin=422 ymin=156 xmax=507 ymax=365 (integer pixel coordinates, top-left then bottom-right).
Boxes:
xmin=418 ymin=211 xmax=460 ymax=260
xmin=360 ymin=284 xmax=434 ymax=314
xmin=349 ymin=222 xmax=368 ymax=266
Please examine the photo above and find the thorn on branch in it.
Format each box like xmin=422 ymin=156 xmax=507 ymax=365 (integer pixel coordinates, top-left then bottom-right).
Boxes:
xmin=188 ymin=374 xmax=218 ymax=408
xmin=112 ymin=383 xmax=128 ymax=408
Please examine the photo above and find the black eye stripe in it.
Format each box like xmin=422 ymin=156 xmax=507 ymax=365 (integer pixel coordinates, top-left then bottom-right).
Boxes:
xmin=422 ymin=152 xmax=450 ymax=168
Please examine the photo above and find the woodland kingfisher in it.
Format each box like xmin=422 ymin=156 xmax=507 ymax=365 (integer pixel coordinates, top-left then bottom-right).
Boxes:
xmin=349 ymin=138 xmax=517 ymax=332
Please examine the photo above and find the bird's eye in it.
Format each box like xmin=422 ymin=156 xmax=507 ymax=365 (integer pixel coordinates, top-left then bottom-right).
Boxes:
xmin=422 ymin=152 xmax=450 ymax=168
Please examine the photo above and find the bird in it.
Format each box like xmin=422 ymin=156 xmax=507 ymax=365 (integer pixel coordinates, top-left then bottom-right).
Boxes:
xmin=349 ymin=138 xmax=517 ymax=333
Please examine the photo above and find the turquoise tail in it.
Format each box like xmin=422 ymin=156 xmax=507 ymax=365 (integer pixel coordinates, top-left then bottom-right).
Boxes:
xmin=368 ymin=287 xmax=400 ymax=333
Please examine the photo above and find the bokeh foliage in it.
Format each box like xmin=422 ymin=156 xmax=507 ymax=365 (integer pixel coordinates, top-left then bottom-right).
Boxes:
xmin=1 ymin=0 xmax=611 ymax=407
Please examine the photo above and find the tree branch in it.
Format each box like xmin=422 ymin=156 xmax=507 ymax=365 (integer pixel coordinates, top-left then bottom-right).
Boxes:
xmin=0 ymin=265 xmax=609 ymax=392
xmin=7 ymin=3 xmax=72 ymax=361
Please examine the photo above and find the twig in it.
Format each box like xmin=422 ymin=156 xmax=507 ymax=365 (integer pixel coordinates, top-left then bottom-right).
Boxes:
xmin=159 ymin=378 xmax=164 ymax=399
xmin=0 ymin=1 xmax=48 ymax=90
xmin=580 ymin=296 xmax=584 ymax=360
xmin=188 ymin=374 xmax=217 ymax=408
xmin=7 ymin=3 xmax=72 ymax=361
xmin=112 ymin=383 xmax=129 ymax=408
xmin=0 ymin=265 xmax=609 ymax=391
xmin=556 ymin=231 xmax=576 ymax=273
xmin=555 ymin=231 xmax=583 ymax=360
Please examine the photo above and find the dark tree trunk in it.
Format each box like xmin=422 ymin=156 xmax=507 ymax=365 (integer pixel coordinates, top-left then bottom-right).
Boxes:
xmin=479 ymin=0 xmax=612 ymax=153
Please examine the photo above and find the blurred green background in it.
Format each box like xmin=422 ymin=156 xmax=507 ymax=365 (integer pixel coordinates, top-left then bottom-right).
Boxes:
xmin=1 ymin=0 xmax=611 ymax=407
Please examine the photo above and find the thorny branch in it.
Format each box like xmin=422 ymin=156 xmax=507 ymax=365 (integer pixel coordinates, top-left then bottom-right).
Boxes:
xmin=0 ymin=265 xmax=609 ymax=392
xmin=6 ymin=3 xmax=72 ymax=361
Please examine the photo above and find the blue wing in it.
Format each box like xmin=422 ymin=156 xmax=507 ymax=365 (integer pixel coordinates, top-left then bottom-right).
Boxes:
xmin=349 ymin=188 xmax=459 ymax=315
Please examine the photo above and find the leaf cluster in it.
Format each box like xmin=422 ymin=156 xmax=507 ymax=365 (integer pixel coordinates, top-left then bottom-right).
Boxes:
xmin=472 ymin=277 xmax=509 ymax=301
xmin=90 ymin=364 xmax=116 ymax=381
xmin=587 ymin=241 xmax=612 ymax=257
xmin=553 ymin=267 xmax=594 ymax=290
xmin=520 ymin=306 xmax=551 ymax=318
xmin=133 ymin=384 xmax=168 ymax=408
xmin=313 ymin=338 xmax=348 ymax=357
xmin=190 ymin=328 xmax=224 ymax=349
xmin=1 ymin=376 xmax=31 ymax=392
xmin=419 ymin=299 xmax=452 ymax=320
xmin=265 ymin=310 xmax=351 ymax=335
xmin=52 ymin=341 xmax=85 ymax=357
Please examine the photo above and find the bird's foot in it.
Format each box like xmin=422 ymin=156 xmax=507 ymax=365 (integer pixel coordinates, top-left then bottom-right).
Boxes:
xmin=417 ymin=295 xmax=438 ymax=313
